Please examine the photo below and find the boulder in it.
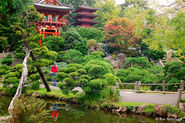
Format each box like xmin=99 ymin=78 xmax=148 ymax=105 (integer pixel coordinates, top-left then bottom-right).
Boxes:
xmin=167 ymin=113 xmax=177 ymax=119
xmin=154 ymin=104 xmax=164 ymax=117
xmin=104 ymin=55 xmax=113 ymax=61
xmin=116 ymin=53 xmax=126 ymax=63
xmin=136 ymin=105 xmax=146 ymax=114
xmin=179 ymin=102 xmax=185 ymax=112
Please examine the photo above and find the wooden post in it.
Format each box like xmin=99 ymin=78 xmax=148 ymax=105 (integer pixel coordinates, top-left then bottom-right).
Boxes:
xmin=163 ymin=81 xmax=166 ymax=91
xmin=176 ymin=89 xmax=182 ymax=108
xmin=181 ymin=80 xmax=184 ymax=91
xmin=135 ymin=81 xmax=139 ymax=91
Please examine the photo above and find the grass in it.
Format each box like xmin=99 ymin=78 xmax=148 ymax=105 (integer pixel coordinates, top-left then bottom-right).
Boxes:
xmin=26 ymin=88 xmax=83 ymax=99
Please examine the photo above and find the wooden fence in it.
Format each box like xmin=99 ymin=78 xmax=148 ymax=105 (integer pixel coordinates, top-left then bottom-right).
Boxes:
xmin=121 ymin=80 xmax=185 ymax=92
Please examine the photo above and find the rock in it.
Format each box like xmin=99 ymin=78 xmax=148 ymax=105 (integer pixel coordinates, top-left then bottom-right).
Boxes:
xmin=179 ymin=102 xmax=185 ymax=112
xmin=130 ymin=107 xmax=137 ymax=113
xmin=136 ymin=105 xmax=146 ymax=114
xmin=88 ymin=46 xmax=95 ymax=55
xmin=154 ymin=104 xmax=164 ymax=117
xmin=104 ymin=56 xmax=113 ymax=61
xmin=112 ymin=106 xmax=128 ymax=114
xmin=116 ymin=53 xmax=126 ymax=63
xmin=112 ymin=60 xmax=120 ymax=69
xmin=167 ymin=113 xmax=177 ymax=119
xmin=96 ymin=43 xmax=104 ymax=51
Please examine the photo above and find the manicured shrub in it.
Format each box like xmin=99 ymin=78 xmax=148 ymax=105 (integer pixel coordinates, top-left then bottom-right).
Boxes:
xmin=64 ymin=49 xmax=83 ymax=64
xmin=124 ymin=57 xmax=152 ymax=68
xmin=89 ymin=65 xmax=105 ymax=78
xmin=82 ymin=55 xmax=103 ymax=65
xmin=63 ymin=28 xmax=83 ymax=50
xmin=85 ymin=60 xmax=114 ymax=75
xmin=76 ymin=27 xmax=104 ymax=42
xmin=91 ymin=51 xmax=105 ymax=57
xmin=56 ymin=51 xmax=66 ymax=62
xmin=104 ymin=73 xmax=120 ymax=86
xmin=74 ymin=42 xmax=88 ymax=55
xmin=87 ymin=39 xmax=97 ymax=49
xmin=89 ymin=79 xmax=108 ymax=91
xmin=1 ymin=58 xmax=13 ymax=66
xmin=43 ymin=36 xmax=64 ymax=52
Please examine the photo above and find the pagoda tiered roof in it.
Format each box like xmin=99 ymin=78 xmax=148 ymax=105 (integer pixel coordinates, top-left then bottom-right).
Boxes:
xmin=73 ymin=5 xmax=98 ymax=12
xmin=73 ymin=13 xmax=98 ymax=19
xmin=34 ymin=0 xmax=73 ymax=12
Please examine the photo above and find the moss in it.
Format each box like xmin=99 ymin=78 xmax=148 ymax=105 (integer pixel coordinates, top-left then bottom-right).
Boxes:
xmin=163 ymin=105 xmax=183 ymax=117
xmin=144 ymin=105 xmax=155 ymax=113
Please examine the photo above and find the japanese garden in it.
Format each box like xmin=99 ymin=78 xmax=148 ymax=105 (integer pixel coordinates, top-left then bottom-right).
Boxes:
xmin=0 ymin=0 xmax=185 ymax=122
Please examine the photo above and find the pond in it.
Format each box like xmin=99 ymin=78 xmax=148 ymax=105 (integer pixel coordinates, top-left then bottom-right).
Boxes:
xmin=0 ymin=97 xmax=181 ymax=123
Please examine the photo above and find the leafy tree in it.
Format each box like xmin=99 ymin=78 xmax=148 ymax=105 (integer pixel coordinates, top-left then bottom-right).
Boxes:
xmin=94 ymin=0 xmax=120 ymax=29
xmin=43 ymin=36 xmax=64 ymax=52
xmin=63 ymin=28 xmax=84 ymax=50
xmin=164 ymin=61 xmax=185 ymax=82
xmin=61 ymin=0 xmax=96 ymax=9
xmin=120 ymin=0 xmax=149 ymax=18
xmin=104 ymin=18 xmax=138 ymax=53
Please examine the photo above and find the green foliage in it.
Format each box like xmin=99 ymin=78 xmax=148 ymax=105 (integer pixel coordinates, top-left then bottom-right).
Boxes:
xmin=88 ymin=65 xmax=105 ymax=78
xmin=74 ymin=42 xmax=88 ymax=55
xmin=117 ymin=65 xmax=163 ymax=83
xmin=124 ymin=57 xmax=152 ymax=68
xmin=0 ymin=65 xmax=10 ymax=75
xmin=91 ymin=51 xmax=105 ymax=57
xmin=104 ymin=73 xmax=120 ymax=86
xmin=43 ymin=36 xmax=64 ymax=52
xmin=85 ymin=60 xmax=114 ymax=76
xmin=63 ymin=28 xmax=83 ymax=50
xmin=1 ymin=58 xmax=13 ymax=66
xmin=164 ymin=61 xmax=185 ymax=82
xmin=12 ymin=96 xmax=50 ymax=123
xmin=86 ymin=39 xmax=97 ymax=49
xmin=31 ymin=81 xmax=40 ymax=90
xmin=143 ymin=49 xmax=165 ymax=61
xmin=163 ymin=105 xmax=182 ymax=117
xmin=82 ymin=55 xmax=104 ymax=65
xmin=64 ymin=49 xmax=83 ymax=64
xmin=76 ymin=27 xmax=104 ymax=42
xmin=56 ymin=51 xmax=66 ymax=62
xmin=89 ymin=79 xmax=108 ymax=91
xmin=144 ymin=105 xmax=154 ymax=113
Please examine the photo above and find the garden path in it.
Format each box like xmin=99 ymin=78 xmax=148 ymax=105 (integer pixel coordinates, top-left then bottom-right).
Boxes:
xmin=119 ymin=91 xmax=185 ymax=105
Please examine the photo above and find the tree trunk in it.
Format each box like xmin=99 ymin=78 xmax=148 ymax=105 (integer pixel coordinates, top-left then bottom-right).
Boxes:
xmin=8 ymin=45 xmax=31 ymax=121
xmin=30 ymin=51 xmax=51 ymax=92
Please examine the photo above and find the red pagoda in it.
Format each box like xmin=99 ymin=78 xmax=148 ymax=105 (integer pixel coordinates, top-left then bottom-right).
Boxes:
xmin=73 ymin=5 xmax=98 ymax=28
xmin=33 ymin=0 xmax=73 ymax=44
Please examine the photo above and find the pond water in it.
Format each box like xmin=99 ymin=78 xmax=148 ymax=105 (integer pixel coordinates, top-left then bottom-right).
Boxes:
xmin=0 ymin=97 xmax=181 ymax=123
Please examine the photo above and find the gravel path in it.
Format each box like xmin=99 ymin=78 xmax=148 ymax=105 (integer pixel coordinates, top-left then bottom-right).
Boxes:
xmin=119 ymin=91 xmax=185 ymax=105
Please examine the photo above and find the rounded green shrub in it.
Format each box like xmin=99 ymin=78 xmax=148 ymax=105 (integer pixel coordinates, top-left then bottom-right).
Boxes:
xmin=89 ymin=79 xmax=108 ymax=90
xmin=87 ymin=39 xmax=97 ymax=49
xmin=64 ymin=49 xmax=83 ymax=64
xmin=91 ymin=51 xmax=105 ymax=57
xmin=88 ymin=65 xmax=105 ymax=77
xmin=85 ymin=60 xmax=114 ymax=75
xmin=104 ymin=73 xmax=120 ymax=86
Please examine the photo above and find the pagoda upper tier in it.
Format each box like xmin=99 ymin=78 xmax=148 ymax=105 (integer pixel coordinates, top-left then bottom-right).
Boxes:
xmin=73 ymin=5 xmax=99 ymax=28
xmin=33 ymin=0 xmax=73 ymax=44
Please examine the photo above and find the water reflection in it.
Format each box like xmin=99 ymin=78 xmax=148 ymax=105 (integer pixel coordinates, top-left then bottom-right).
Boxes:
xmin=50 ymin=103 xmax=59 ymax=122
xmin=0 ymin=97 xmax=179 ymax=123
